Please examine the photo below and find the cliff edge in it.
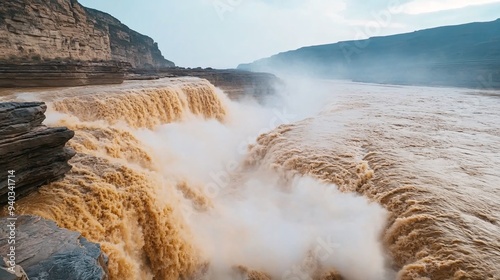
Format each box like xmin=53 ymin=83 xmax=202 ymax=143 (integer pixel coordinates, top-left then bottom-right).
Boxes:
xmin=0 ymin=102 xmax=75 ymax=203
xmin=239 ymin=19 xmax=500 ymax=89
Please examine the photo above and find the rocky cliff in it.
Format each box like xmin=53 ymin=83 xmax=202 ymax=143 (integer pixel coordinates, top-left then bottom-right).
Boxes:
xmin=84 ymin=8 xmax=173 ymax=69
xmin=0 ymin=102 xmax=75 ymax=203
xmin=0 ymin=0 xmax=173 ymax=69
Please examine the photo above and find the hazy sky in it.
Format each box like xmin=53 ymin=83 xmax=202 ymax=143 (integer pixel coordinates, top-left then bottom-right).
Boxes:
xmin=79 ymin=0 xmax=500 ymax=68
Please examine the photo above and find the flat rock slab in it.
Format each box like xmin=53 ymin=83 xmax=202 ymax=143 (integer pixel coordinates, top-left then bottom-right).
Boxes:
xmin=0 ymin=215 xmax=108 ymax=280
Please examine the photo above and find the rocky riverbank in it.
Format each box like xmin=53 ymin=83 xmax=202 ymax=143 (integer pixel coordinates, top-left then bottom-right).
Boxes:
xmin=0 ymin=215 xmax=108 ymax=280
xmin=0 ymin=102 xmax=74 ymax=204
xmin=0 ymin=0 xmax=173 ymax=68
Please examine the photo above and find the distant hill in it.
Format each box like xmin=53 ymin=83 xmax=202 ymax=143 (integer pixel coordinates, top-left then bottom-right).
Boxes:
xmin=238 ymin=19 xmax=500 ymax=89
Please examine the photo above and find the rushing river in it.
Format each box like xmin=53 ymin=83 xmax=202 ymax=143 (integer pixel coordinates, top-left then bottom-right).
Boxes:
xmin=1 ymin=78 xmax=499 ymax=280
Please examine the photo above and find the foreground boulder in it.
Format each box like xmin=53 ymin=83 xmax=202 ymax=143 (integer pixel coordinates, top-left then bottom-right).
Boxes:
xmin=0 ymin=102 xmax=75 ymax=204
xmin=0 ymin=215 xmax=108 ymax=280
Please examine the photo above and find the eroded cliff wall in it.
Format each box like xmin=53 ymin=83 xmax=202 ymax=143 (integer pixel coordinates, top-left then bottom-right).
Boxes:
xmin=0 ymin=0 xmax=173 ymax=69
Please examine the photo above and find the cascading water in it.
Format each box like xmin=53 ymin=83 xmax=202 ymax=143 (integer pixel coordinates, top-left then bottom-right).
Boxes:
xmin=3 ymin=78 xmax=498 ymax=279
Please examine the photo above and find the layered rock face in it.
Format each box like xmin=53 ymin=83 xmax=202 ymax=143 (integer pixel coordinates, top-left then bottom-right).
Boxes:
xmin=130 ymin=68 xmax=281 ymax=100
xmin=0 ymin=215 xmax=108 ymax=280
xmin=0 ymin=102 xmax=75 ymax=203
xmin=0 ymin=61 xmax=125 ymax=87
xmin=167 ymin=69 xmax=280 ymax=99
xmin=85 ymin=8 xmax=173 ymax=69
xmin=0 ymin=0 xmax=173 ymax=69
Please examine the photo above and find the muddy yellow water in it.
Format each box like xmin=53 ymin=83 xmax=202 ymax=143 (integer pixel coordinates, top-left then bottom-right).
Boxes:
xmin=247 ymin=81 xmax=500 ymax=279
xmin=1 ymin=78 xmax=499 ymax=280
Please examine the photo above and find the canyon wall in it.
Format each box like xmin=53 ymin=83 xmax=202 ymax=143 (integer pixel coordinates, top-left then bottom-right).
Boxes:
xmin=0 ymin=102 xmax=75 ymax=204
xmin=0 ymin=0 xmax=173 ymax=69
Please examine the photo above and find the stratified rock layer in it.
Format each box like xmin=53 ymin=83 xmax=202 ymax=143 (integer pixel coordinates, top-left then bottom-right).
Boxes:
xmin=0 ymin=102 xmax=75 ymax=204
xmin=0 ymin=215 xmax=108 ymax=280
xmin=0 ymin=61 xmax=125 ymax=87
xmin=239 ymin=19 xmax=500 ymax=89
xmin=129 ymin=68 xmax=281 ymax=100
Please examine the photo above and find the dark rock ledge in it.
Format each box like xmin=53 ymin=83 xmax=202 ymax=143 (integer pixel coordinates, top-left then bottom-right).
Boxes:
xmin=0 ymin=215 xmax=109 ymax=280
xmin=0 ymin=102 xmax=75 ymax=204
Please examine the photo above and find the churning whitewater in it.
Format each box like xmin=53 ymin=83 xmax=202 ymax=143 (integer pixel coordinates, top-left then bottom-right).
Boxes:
xmin=1 ymin=78 xmax=499 ymax=280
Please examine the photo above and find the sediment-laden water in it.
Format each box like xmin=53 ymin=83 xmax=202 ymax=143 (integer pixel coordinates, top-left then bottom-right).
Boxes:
xmin=1 ymin=78 xmax=499 ymax=280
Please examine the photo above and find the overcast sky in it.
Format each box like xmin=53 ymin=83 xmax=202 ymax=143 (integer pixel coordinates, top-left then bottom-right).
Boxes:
xmin=79 ymin=0 xmax=500 ymax=68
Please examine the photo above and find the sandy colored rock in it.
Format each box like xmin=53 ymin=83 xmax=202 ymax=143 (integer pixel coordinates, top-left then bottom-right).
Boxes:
xmin=0 ymin=0 xmax=173 ymax=69
xmin=0 ymin=102 xmax=75 ymax=203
